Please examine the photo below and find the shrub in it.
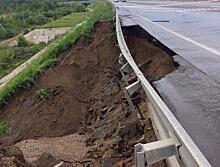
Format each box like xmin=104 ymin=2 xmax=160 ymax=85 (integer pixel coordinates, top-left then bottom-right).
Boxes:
xmin=17 ymin=36 xmax=28 ymax=47
xmin=35 ymin=88 xmax=49 ymax=101
xmin=0 ymin=122 xmax=8 ymax=136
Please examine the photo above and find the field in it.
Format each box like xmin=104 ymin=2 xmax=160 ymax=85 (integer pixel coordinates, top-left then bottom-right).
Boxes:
xmin=0 ymin=42 xmax=45 ymax=79
xmin=42 ymin=12 xmax=88 ymax=28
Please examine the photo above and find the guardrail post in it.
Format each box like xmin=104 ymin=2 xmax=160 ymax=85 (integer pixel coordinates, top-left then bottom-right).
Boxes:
xmin=120 ymin=62 xmax=132 ymax=85
xmin=119 ymin=53 xmax=127 ymax=65
xmin=135 ymin=144 xmax=146 ymax=167
xmin=123 ymin=80 xmax=144 ymax=119
xmin=135 ymin=136 xmax=181 ymax=166
xmin=121 ymin=62 xmax=132 ymax=74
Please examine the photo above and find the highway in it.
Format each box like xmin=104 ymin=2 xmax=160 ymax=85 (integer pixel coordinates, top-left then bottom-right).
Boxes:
xmin=115 ymin=0 xmax=220 ymax=166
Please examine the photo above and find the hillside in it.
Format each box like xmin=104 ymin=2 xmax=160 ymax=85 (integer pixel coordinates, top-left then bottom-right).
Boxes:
xmin=0 ymin=0 xmax=86 ymax=41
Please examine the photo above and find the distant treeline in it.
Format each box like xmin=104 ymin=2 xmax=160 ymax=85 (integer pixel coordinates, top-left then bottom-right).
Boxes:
xmin=0 ymin=0 xmax=79 ymax=5
xmin=0 ymin=0 xmax=86 ymax=41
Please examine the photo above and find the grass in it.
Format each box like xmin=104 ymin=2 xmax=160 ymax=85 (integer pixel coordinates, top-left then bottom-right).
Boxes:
xmin=0 ymin=122 xmax=8 ymax=136
xmin=35 ymin=88 xmax=49 ymax=101
xmin=0 ymin=1 xmax=114 ymax=106
xmin=0 ymin=11 xmax=87 ymax=80
xmin=0 ymin=42 xmax=46 ymax=79
xmin=0 ymin=1 xmax=86 ymax=41
xmin=0 ymin=12 xmax=88 ymax=79
xmin=42 ymin=12 xmax=88 ymax=28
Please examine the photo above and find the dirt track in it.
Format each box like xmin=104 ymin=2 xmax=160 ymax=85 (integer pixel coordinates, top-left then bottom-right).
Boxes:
xmin=0 ymin=28 xmax=71 ymax=46
xmin=0 ymin=22 xmax=175 ymax=166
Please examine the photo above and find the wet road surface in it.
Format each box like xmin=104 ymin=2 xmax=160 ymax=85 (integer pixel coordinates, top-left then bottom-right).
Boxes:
xmin=115 ymin=0 xmax=220 ymax=166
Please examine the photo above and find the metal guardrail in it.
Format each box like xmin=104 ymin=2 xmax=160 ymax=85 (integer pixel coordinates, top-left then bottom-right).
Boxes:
xmin=115 ymin=13 xmax=212 ymax=167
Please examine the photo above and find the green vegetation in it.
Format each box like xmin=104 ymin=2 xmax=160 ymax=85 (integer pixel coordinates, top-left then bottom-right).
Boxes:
xmin=17 ymin=36 xmax=28 ymax=47
xmin=0 ymin=122 xmax=8 ymax=136
xmin=0 ymin=42 xmax=46 ymax=79
xmin=35 ymin=89 xmax=49 ymax=101
xmin=0 ymin=3 xmax=87 ymax=80
xmin=0 ymin=0 xmax=86 ymax=41
xmin=43 ymin=12 xmax=88 ymax=28
xmin=0 ymin=1 xmax=114 ymax=106
xmin=0 ymin=3 xmax=88 ymax=81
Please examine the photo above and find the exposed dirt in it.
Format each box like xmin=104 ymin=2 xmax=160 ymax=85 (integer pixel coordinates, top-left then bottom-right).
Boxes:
xmin=123 ymin=26 xmax=176 ymax=82
xmin=0 ymin=145 xmax=30 ymax=167
xmin=0 ymin=22 xmax=120 ymax=145
xmin=0 ymin=22 xmax=174 ymax=166
xmin=15 ymin=134 xmax=88 ymax=163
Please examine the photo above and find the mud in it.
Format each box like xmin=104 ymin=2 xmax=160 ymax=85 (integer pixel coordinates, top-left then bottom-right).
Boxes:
xmin=0 ymin=22 xmax=169 ymax=166
xmin=123 ymin=26 xmax=176 ymax=82
xmin=0 ymin=22 xmax=120 ymax=144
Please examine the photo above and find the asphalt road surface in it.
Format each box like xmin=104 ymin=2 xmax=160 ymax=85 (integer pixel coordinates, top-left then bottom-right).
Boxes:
xmin=115 ymin=0 xmax=220 ymax=166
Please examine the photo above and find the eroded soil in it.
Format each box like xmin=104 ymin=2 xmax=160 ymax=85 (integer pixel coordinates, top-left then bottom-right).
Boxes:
xmin=123 ymin=26 xmax=176 ymax=82
xmin=0 ymin=22 xmax=175 ymax=167
xmin=0 ymin=22 xmax=120 ymax=145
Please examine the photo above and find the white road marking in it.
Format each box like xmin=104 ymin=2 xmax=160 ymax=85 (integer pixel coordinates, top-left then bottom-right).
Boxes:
xmin=117 ymin=3 xmax=220 ymax=12
xmin=181 ymin=7 xmax=220 ymax=11
xmin=157 ymin=0 xmax=220 ymax=7
xmin=119 ymin=6 xmax=220 ymax=12
xmin=137 ymin=14 xmax=220 ymax=56
xmin=126 ymin=0 xmax=220 ymax=7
